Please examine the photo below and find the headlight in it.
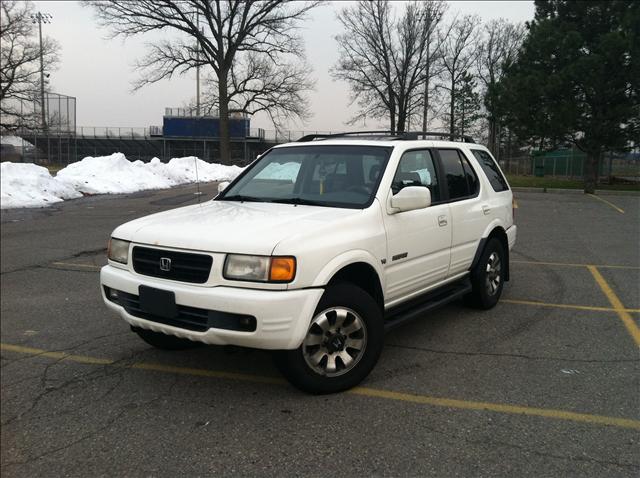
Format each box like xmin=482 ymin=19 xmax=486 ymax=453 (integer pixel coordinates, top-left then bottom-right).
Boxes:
xmin=108 ymin=238 xmax=130 ymax=264
xmin=224 ymin=255 xmax=296 ymax=283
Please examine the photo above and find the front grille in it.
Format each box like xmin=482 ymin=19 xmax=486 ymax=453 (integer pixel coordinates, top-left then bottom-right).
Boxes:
xmin=105 ymin=287 xmax=256 ymax=333
xmin=132 ymin=246 xmax=213 ymax=284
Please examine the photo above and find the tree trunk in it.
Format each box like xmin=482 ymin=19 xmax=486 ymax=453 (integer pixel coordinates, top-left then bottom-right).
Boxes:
xmin=389 ymin=94 xmax=396 ymax=134
xmin=488 ymin=116 xmax=497 ymax=155
xmin=449 ymin=77 xmax=455 ymax=136
xmin=422 ymin=44 xmax=430 ymax=132
xmin=397 ymin=94 xmax=406 ymax=133
xmin=397 ymin=115 xmax=405 ymax=133
xmin=218 ymin=71 xmax=231 ymax=164
xmin=584 ymin=150 xmax=599 ymax=194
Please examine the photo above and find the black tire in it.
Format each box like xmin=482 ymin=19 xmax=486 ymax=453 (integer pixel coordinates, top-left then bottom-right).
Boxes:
xmin=132 ymin=326 xmax=201 ymax=351
xmin=467 ymin=237 xmax=506 ymax=309
xmin=273 ymin=283 xmax=384 ymax=394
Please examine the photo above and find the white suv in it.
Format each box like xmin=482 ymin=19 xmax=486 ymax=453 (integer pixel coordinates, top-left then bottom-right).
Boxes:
xmin=101 ymin=132 xmax=516 ymax=394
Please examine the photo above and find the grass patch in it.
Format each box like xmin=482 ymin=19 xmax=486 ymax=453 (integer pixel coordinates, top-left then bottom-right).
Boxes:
xmin=506 ymin=174 xmax=639 ymax=192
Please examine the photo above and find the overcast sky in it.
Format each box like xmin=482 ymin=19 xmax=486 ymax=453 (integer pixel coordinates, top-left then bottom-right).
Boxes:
xmin=33 ymin=1 xmax=534 ymax=133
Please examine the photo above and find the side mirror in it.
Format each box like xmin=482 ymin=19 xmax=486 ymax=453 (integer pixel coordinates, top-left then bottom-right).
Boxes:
xmin=217 ymin=181 xmax=230 ymax=193
xmin=390 ymin=186 xmax=431 ymax=213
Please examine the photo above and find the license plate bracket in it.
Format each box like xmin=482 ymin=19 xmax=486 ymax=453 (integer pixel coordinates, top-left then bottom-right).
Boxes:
xmin=139 ymin=286 xmax=178 ymax=319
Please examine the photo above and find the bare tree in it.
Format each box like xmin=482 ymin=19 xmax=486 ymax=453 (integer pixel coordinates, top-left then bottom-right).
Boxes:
xmin=89 ymin=0 xmax=319 ymax=163
xmin=420 ymin=0 xmax=447 ymax=132
xmin=333 ymin=1 xmax=396 ymax=131
xmin=332 ymin=0 xmax=434 ymax=133
xmin=0 ymin=0 xmax=59 ymax=131
xmin=477 ymin=19 xmax=525 ymax=156
xmin=199 ymin=53 xmax=314 ymax=129
xmin=440 ymin=14 xmax=481 ymax=136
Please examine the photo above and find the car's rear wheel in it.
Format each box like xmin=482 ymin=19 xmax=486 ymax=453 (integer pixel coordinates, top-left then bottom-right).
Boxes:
xmin=132 ymin=326 xmax=200 ymax=350
xmin=274 ymin=283 xmax=384 ymax=394
xmin=467 ymin=237 xmax=505 ymax=309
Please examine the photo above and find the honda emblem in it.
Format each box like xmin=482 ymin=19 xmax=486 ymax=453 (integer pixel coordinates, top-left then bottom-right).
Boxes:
xmin=159 ymin=257 xmax=172 ymax=272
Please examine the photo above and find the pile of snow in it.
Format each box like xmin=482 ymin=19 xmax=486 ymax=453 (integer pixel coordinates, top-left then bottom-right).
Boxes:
xmin=1 ymin=153 xmax=244 ymax=209
xmin=146 ymin=157 xmax=243 ymax=185
xmin=56 ymin=153 xmax=172 ymax=194
xmin=56 ymin=154 xmax=244 ymax=195
xmin=55 ymin=153 xmax=244 ymax=195
xmin=1 ymin=163 xmax=81 ymax=209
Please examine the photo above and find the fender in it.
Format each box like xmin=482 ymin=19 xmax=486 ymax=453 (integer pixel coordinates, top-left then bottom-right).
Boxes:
xmin=470 ymin=220 xmax=510 ymax=281
xmin=312 ymin=249 xmax=385 ymax=289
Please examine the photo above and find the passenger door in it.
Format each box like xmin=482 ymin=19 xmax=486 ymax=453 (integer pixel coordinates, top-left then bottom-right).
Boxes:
xmin=435 ymin=148 xmax=487 ymax=276
xmin=382 ymin=149 xmax=451 ymax=304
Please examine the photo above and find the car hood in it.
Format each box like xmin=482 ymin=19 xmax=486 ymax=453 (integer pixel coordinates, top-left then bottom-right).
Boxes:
xmin=112 ymin=200 xmax=363 ymax=255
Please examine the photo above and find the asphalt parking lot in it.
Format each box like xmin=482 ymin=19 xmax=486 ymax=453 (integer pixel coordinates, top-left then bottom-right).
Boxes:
xmin=1 ymin=184 xmax=639 ymax=477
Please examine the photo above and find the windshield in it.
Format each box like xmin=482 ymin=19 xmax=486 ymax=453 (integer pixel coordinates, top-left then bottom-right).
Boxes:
xmin=218 ymin=145 xmax=392 ymax=208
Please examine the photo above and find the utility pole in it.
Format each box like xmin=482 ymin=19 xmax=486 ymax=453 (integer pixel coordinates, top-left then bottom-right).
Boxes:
xmin=31 ymin=12 xmax=52 ymax=132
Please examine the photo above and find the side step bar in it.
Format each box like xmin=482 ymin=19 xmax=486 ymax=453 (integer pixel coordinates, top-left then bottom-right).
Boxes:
xmin=383 ymin=280 xmax=472 ymax=332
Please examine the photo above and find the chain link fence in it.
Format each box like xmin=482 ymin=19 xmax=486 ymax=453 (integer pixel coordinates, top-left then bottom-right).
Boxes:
xmin=1 ymin=128 xmax=341 ymax=165
xmin=500 ymin=152 xmax=639 ymax=182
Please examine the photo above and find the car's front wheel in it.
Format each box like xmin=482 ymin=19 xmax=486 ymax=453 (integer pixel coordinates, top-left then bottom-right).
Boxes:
xmin=274 ymin=284 xmax=384 ymax=394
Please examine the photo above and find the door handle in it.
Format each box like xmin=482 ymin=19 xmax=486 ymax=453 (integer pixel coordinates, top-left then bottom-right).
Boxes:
xmin=482 ymin=205 xmax=491 ymax=215
xmin=438 ymin=215 xmax=448 ymax=227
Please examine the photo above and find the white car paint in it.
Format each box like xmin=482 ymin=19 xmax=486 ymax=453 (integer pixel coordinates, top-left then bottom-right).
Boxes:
xmin=101 ymin=138 xmax=516 ymax=350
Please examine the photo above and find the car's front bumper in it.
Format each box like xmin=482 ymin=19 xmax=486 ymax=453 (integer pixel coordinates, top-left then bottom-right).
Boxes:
xmin=507 ymin=225 xmax=517 ymax=250
xmin=100 ymin=265 xmax=323 ymax=350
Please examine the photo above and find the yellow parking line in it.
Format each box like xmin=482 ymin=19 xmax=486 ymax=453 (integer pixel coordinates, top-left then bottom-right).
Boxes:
xmin=50 ymin=262 xmax=102 ymax=271
xmin=502 ymin=299 xmax=640 ymax=313
xmin=587 ymin=194 xmax=625 ymax=214
xmin=350 ymin=387 xmax=640 ymax=430
xmin=588 ymin=266 xmax=640 ymax=347
xmin=512 ymin=260 xmax=640 ymax=270
xmin=0 ymin=343 xmax=283 ymax=385
xmin=0 ymin=343 xmax=113 ymax=365
xmin=2 ymin=342 xmax=639 ymax=430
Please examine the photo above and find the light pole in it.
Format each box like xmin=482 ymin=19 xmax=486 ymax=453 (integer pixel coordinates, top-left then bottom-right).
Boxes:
xmin=31 ymin=12 xmax=52 ymax=132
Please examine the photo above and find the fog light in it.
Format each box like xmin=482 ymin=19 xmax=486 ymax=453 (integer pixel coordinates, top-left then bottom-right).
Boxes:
xmin=106 ymin=287 xmax=119 ymax=303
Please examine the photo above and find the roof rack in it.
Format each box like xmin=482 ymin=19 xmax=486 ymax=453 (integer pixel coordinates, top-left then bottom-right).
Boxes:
xmin=296 ymin=130 xmax=475 ymax=143
xmin=401 ymin=131 xmax=476 ymax=143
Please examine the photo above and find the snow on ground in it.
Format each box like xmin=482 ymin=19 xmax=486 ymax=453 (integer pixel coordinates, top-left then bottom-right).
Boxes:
xmin=1 ymin=153 xmax=244 ymax=209
xmin=1 ymin=163 xmax=82 ymax=209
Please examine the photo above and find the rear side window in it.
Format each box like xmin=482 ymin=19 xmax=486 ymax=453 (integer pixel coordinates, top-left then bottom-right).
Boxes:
xmin=471 ymin=150 xmax=509 ymax=192
xmin=438 ymin=149 xmax=479 ymax=201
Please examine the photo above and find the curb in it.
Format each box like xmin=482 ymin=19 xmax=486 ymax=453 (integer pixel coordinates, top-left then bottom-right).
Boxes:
xmin=512 ymin=187 xmax=640 ymax=196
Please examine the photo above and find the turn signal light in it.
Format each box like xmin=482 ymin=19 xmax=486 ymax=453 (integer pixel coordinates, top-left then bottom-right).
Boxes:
xmin=269 ymin=257 xmax=296 ymax=282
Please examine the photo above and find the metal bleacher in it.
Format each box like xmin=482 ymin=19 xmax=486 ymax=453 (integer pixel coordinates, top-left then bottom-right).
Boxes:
xmin=17 ymin=126 xmax=270 ymax=165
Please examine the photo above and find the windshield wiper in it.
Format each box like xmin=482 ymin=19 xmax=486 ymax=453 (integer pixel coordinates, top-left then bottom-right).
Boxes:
xmin=220 ymin=194 xmax=266 ymax=203
xmin=270 ymin=197 xmax=327 ymax=207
